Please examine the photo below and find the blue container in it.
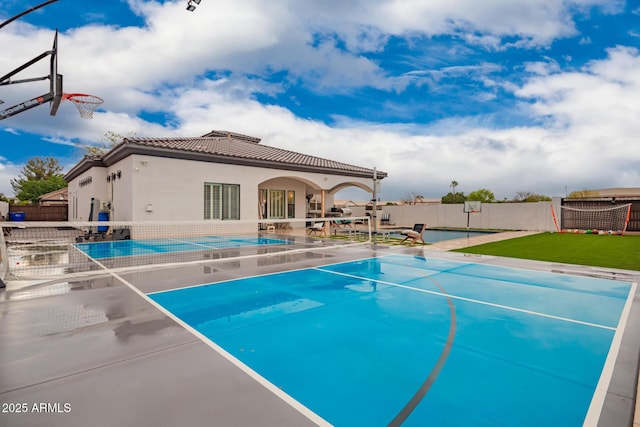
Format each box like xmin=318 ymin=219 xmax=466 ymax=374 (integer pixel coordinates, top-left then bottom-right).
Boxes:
xmin=8 ymin=212 xmax=25 ymax=221
xmin=97 ymin=211 xmax=109 ymax=232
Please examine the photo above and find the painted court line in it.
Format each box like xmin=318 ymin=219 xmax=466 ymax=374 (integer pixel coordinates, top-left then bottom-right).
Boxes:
xmin=583 ymin=281 xmax=638 ymax=427
xmin=388 ymin=273 xmax=457 ymax=426
xmin=145 ymin=252 xmax=380 ymax=296
xmin=313 ymin=267 xmax=618 ymax=331
xmin=167 ymin=237 xmax=223 ymax=250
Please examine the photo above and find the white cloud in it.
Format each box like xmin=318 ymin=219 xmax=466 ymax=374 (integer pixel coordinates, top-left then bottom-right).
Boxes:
xmin=160 ymin=42 xmax=639 ymax=200
xmin=0 ymin=160 xmax=19 ymax=197
xmin=523 ymin=60 xmax=561 ymax=76
xmin=2 ymin=0 xmax=617 ymax=107
xmin=1 ymin=0 xmax=636 ymax=201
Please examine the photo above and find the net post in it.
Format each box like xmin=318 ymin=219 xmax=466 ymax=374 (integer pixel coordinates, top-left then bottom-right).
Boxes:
xmin=372 ymin=167 xmax=378 ymax=245
xmin=622 ymin=204 xmax=632 ymax=236
xmin=550 ymin=205 xmax=561 ymax=233
xmin=0 ymin=223 xmax=9 ymax=285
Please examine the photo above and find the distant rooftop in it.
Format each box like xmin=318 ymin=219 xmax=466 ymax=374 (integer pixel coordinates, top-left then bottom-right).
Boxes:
xmin=38 ymin=186 xmax=68 ymax=203
xmin=593 ymin=188 xmax=640 ymax=198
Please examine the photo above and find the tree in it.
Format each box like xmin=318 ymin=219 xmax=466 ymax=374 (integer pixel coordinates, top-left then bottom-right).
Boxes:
xmin=84 ymin=130 xmax=136 ymax=155
xmin=512 ymin=192 xmax=552 ymax=202
xmin=10 ymin=156 xmax=67 ymax=203
xmin=450 ymin=180 xmax=459 ymax=199
xmin=441 ymin=192 xmax=465 ymax=204
xmin=467 ymin=188 xmax=496 ymax=203
xmin=15 ymin=176 xmax=67 ymax=203
xmin=401 ymin=191 xmax=425 ymax=205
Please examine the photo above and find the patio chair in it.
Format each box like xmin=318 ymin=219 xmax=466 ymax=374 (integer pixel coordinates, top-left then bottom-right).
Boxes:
xmin=400 ymin=224 xmax=427 ymax=245
xmin=333 ymin=208 xmax=354 ymax=228
xmin=308 ymin=221 xmax=325 ymax=235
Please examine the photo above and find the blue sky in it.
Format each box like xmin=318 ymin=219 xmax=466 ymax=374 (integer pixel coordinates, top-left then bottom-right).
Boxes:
xmin=1 ymin=0 xmax=639 ymax=201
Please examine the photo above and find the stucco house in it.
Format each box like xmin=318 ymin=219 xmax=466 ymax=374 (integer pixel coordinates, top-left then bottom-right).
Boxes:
xmin=64 ymin=130 xmax=387 ymax=227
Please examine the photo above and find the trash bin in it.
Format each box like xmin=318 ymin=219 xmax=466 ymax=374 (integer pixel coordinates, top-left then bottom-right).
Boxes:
xmin=97 ymin=211 xmax=109 ymax=232
xmin=8 ymin=212 xmax=25 ymax=221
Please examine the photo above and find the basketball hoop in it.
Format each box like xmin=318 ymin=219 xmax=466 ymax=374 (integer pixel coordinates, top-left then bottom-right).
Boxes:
xmin=463 ymin=201 xmax=482 ymax=213
xmin=63 ymin=93 xmax=103 ymax=119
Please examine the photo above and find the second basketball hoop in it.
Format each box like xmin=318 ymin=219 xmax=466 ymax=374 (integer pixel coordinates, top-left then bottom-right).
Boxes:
xmin=464 ymin=201 xmax=482 ymax=214
xmin=63 ymin=93 xmax=103 ymax=119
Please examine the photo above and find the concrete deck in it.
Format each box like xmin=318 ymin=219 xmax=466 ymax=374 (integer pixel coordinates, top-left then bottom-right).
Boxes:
xmin=1 ymin=233 xmax=638 ymax=426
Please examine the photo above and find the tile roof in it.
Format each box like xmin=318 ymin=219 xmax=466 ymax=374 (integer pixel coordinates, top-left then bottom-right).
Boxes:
xmin=65 ymin=131 xmax=387 ymax=181
xmin=121 ymin=134 xmax=385 ymax=177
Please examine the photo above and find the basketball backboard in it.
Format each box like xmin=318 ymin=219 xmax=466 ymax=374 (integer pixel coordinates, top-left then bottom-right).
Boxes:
xmin=0 ymin=28 xmax=62 ymax=120
xmin=49 ymin=29 xmax=63 ymax=116
xmin=463 ymin=201 xmax=482 ymax=213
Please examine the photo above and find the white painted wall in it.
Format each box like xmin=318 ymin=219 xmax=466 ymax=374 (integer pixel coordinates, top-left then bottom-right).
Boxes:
xmin=350 ymin=201 xmax=558 ymax=231
xmin=0 ymin=201 xmax=8 ymax=219
xmin=72 ymin=154 xmax=375 ymax=222
xmin=67 ymin=167 xmax=109 ymax=220
xmin=66 ymin=153 xmax=562 ymax=232
xmin=106 ymin=157 xmax=133 ymax=221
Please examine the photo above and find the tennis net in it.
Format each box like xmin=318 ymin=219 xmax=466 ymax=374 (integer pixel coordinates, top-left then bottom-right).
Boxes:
xmin=0 ymin=217 xmax=371 ymax=281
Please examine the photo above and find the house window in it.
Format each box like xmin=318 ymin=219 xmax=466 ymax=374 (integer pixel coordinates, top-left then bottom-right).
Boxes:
xmin=204 ymin=183 xmax=240 ymax=220
xmin=259 ymin=189 xmax=268 ymax=219
xmin=309 ymin=199 xmax=321 ymax=211
xmin=287 ymin=190 xmax=295 ymax=218
xmin=269 ymin=190 xmax=285 ymax=218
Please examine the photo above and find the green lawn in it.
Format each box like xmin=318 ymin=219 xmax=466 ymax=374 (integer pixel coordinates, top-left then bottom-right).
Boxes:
xmin=453 ymin=232 xmax=640 ymax=271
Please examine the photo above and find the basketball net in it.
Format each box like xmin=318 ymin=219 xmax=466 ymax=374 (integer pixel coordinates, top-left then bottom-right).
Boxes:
xmin=63 ymin=93 xmax=104 ymax=119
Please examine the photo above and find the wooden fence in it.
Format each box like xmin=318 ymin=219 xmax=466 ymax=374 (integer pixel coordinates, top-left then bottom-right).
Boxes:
xmin=8 ymin=205 xmax=68 ymax=221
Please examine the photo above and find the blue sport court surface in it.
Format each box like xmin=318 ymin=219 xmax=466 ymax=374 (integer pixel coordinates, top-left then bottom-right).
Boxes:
xmin=75 ymin=236 xmax=290 ymax=259
xmin=148 ymin=254 xmax=635 ymax=426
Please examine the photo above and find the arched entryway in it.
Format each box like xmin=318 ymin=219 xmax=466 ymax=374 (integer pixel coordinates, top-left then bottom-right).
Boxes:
xmin=258 ymin=176 xmax=374 ymax=221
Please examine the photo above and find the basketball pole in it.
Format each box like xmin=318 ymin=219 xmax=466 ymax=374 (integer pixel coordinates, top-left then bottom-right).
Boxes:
xmin=0 ymin=0 xmax=59 ymax=30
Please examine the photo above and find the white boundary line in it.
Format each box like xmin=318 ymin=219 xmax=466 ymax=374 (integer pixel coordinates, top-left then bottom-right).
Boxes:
xmin=582 ymin=281 xmax=638 ymax=426
xmin=80 ymin=251 xmax=331 ymax=427
xmin=167 ymin=236 xmax=291 ymax=251
xmin=167 ymin=237 xmax=225 ymax=250
xmin=313 ymin=268 xmax=619 ymax=331
xmin=146 ymin=254 xmax=386 ymax=296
